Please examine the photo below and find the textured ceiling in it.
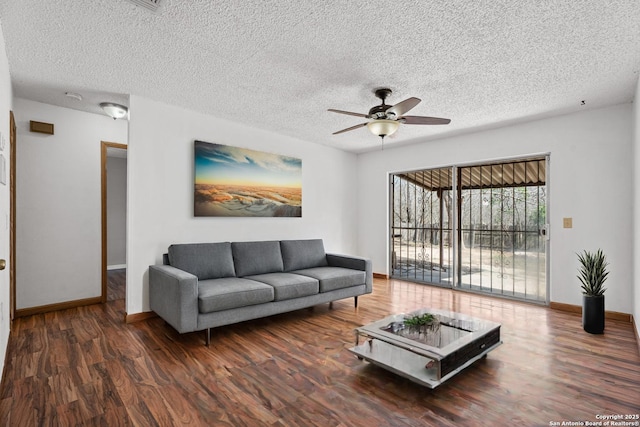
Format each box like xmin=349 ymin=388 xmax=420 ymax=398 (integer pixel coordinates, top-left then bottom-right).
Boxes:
xmin=0 ymin=0 xmax=639 ymax=153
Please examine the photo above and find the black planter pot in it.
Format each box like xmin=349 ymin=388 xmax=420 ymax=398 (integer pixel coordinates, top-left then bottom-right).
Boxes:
xmin=582 ymin=294 xmax=605 ymax=334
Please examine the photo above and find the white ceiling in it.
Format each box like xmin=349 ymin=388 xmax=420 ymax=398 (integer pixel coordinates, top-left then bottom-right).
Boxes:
xmin=0 ymin=0 xmax=639 ymax=153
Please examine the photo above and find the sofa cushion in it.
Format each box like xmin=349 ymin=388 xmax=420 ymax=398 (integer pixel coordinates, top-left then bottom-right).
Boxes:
xmin=280 ymin=239 xmax=328 ymax=272
xmin=232 ymin=241 xmax=284 ymax=277
xmin=293 ymin=266 xmax=366 ymax=293
xmin=198 ymin=278 xmax=274 ymax=313
xmin=168 ymin=242 xmax=235 ymax=280
xmin=246 ymin=273 xmax=319 ymax=301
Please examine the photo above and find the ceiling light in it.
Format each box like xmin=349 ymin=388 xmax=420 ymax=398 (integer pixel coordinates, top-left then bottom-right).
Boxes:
xmin=367 ymin=119 xmax=399 ymax=138
xmin=100 ymin=102 xmax=129 ymax=120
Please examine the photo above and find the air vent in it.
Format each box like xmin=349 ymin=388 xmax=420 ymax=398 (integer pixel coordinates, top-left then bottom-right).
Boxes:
xmin=126 ymin=0 xmax=162 ymax=12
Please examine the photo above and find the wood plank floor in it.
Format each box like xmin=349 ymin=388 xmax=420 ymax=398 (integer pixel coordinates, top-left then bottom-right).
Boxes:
xmin=107 ymin=268 xmax=126 ymax=302
xmin=1 ymin=275 xmax=639 ymax=426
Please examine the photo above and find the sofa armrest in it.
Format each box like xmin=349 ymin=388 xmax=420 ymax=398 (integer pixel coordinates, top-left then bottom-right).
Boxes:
xmin=149 ymin=265 xmax=199 ymax=333
xmin=326 ymin=253 xmax=373 ymax=293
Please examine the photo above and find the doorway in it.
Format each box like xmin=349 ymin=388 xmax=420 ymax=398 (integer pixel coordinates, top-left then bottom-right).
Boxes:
xmin=390 ymin=156 xmax=548 ymax=304
xmin=101 ymin=141 xmax=127 ymax=303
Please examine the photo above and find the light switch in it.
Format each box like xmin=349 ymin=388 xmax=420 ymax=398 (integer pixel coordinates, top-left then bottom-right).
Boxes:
xmin=563 ymin=217 xmax=572 ymax=228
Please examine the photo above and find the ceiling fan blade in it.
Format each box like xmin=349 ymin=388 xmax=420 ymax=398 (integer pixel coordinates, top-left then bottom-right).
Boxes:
xmin=401 ymin=115 xmax=451 ymax=125
xmin=327 ymin=109 xmax=368 ymax=118
xmin=332 ymin=122 xmax=368 ymax=135
xmin=386 ymin=97 xmax=421 ymax=117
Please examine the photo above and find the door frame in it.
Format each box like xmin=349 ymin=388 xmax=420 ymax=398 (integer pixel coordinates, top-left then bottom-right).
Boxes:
xmin=10 ymin=111 xmax=15 ymax=320
xmin=388 ymin=153 xmax=550 ymax=304
xmin=101 ymin=141 xmax=127 ymax=303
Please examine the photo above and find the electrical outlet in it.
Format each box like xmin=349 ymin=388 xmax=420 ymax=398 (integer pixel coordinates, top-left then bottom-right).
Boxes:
xmin=563 ymin=217 xmax=573 ymax=228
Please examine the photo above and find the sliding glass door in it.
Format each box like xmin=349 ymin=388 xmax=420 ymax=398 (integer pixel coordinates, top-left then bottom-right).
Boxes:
xmin=390 ymin=157 xmax=548 ymax=304
xmin=456 ymin=159 xmax=547 ymax=302
xmin=390 ymin=168 xmax=453 ymax=286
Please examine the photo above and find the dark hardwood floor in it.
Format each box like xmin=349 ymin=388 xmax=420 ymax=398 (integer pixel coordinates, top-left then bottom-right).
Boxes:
xmin=1 ymin=275 xmax=639 ymax=426
xmin=107 ymin=268 xmax=126 ymax=302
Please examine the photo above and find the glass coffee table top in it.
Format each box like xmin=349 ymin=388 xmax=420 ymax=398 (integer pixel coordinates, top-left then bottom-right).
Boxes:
xmin=349 ymin=308 xmax=502 ymax=388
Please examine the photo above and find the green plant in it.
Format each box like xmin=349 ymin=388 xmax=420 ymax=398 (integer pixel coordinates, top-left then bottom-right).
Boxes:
xmin=403 ymin=313 xmax=437 ymax=326
xmin=577 ymin=249 xmax=609 ymax=296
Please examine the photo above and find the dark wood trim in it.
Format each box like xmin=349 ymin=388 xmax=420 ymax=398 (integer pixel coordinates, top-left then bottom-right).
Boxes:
xmin=9 ymin=111 xmax=15 ymax=321
xmin=633 ymin=315 xmax=640 ymax=356
xmin=14 ymin=296 xmax=102 ymax=318
xmin=101 ymin=141 xmax=127 ymax=305
xmin=549 ymin=302 xmax=581 ymax=314
xmin=373 ymin=272 xmax=388 ymax=279
xmin=550 ymin=301 xmax=632 ymax=322
xmin=125 ymin=311 xmax=157 ymax=324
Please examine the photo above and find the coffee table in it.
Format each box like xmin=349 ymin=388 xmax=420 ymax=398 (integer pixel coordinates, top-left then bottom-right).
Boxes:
xmin=349 ymin=308 xmax=501 ymax=388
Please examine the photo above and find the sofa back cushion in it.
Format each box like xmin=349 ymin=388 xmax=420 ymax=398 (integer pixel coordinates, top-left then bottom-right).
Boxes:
xmin=168 ymin=242 xmax=236 ymax=280
xmin=280 ymin=239 xmax=328 ymax=271
xmin=232 ymin=241 xmax=284 ymax=277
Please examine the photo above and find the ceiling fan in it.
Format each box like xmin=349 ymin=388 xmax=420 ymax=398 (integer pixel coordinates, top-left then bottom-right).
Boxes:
xmin=328 ymin=88 xmax=450 ymax=142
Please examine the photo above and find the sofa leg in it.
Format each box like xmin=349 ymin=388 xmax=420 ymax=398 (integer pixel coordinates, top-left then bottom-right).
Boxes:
xmin=354 ymin=296 xmax=358 ymax=308
xmin=205 ymin=328 xmax=211 ymax=347
xmin=329 ymin=301 xmax=333 ymax=309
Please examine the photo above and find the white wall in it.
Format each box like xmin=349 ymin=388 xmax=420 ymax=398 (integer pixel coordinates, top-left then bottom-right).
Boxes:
xmin=357 ymin=104 xmax=633 ymax=314
xmin=14 ymin=99 xmax=128 ymax=308
xmin=633 ymin=76 xmax=640 ymax=335
xmin=107 ymin=156 xmax=127 ymax=267
xmin=0 ymin=22 xmax=13 ymax=381
xmin=126 ymin=95 xmax=358 ymax=315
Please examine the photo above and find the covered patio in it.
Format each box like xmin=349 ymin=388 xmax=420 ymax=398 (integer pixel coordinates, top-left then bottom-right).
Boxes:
xmin=391 ymin=158 xmax=547 ymax=302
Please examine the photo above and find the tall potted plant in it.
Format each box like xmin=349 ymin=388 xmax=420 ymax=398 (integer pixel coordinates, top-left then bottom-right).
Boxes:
xmin=577 ymin=249 xmax=608 ymax=334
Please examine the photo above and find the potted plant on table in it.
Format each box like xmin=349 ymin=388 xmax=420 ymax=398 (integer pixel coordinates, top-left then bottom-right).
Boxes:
xmin=577 ymin=249 xmax=609 ymax=334
xmin=403 ymin=312 xmax=440 ymax=334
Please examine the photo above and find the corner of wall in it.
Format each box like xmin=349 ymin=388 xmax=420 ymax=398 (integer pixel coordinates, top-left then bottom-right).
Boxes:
xmin=633 ymin=75 xmax=640 ymax=340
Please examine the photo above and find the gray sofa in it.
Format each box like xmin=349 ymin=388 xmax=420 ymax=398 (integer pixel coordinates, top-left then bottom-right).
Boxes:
xmin=149 ymin=239 xmax=372 ymax=345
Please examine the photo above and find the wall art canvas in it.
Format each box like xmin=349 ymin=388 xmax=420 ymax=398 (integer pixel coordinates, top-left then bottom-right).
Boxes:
xmin=194 ymin=140 xmax=302 ymax=217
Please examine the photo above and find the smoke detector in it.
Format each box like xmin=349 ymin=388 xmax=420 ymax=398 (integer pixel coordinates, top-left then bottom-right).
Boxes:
xmin=126 ymin=0 xmax=162 ymax=12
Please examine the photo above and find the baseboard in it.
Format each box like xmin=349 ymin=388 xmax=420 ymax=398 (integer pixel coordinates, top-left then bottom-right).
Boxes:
xmin=15 ymin=296 xmax=103 ymax=318
xmin=549 ymin=301 xmax=632 ymax=322
xmin=633 ymin=315 xmax=640 ymax=356
xmin=125 ymin=311 xmax=156 ymax=324
xmin=373 ymin=273 xmax=389 ymax=279
xmin=107 ymin=264 xmax=126 ymax=270
xmin=549 ymin=302 xmax=581 ymax=315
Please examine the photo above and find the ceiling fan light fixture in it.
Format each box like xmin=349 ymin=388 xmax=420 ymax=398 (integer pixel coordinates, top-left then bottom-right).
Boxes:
xmin=100 ymin=102 xmax=129 ymax=120
xmin=367 ymin=119 xmax=399 ymax=137
xmin=328 ymin=88 xmax=450 ymax=141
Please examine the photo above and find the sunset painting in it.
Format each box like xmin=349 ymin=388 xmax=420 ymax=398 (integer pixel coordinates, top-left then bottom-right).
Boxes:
xmin=194 ymin=141 xmax=302 ymax=217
